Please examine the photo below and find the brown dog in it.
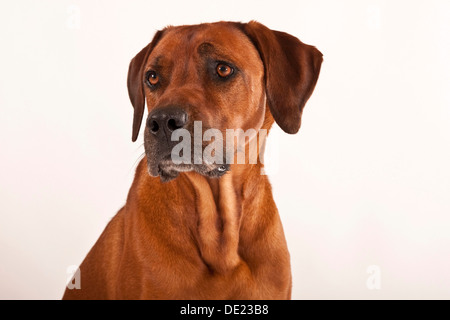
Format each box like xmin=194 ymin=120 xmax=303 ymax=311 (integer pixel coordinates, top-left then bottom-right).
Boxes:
xmin=63 ymin=21 xmax=322 ymax=300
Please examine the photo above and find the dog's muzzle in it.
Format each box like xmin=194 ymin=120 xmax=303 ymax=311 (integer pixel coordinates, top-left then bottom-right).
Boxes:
xmin=144 ymin=106 xmax=229 ymax=182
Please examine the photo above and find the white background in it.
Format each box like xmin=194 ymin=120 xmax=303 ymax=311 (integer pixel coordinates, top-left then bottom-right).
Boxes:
xmin=1 ymin=0 xmax=449 ymax=299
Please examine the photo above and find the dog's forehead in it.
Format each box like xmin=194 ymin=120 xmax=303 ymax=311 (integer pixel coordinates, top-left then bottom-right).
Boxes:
xmin=149 ymin=23 xmax=260 ymax=65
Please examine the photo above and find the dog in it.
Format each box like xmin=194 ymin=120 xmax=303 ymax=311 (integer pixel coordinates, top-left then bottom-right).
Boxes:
xmin=63 ymin=21 xmax=322 ymax=300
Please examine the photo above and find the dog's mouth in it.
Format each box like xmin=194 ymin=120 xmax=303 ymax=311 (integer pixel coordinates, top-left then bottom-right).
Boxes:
xmin=149 ymin=155 xmax=230 ymax=183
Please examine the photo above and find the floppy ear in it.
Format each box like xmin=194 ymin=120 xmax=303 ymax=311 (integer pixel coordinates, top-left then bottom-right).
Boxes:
xmin=240 ymin=21 xmax=323 ymax=134
xmin=127 ymin=30 xmax=165 ymax=142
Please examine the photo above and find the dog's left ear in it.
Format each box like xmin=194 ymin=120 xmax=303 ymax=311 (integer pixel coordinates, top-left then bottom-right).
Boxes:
xmin=127 ymin=30 xmax=165 ymax=142
xmin=239 ymin=21 xmax=323 ymax=134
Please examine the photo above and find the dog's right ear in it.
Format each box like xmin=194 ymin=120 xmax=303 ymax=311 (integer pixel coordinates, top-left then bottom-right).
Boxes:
xmin=127 ymin=30 xmax=165 ymax=142
xmin=238 ymin=21 xmax=323 ymax=134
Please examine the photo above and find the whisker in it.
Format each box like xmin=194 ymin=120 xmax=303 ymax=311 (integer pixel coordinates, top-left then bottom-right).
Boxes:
xmin=126 ymin=141 xmax=146 ymax=176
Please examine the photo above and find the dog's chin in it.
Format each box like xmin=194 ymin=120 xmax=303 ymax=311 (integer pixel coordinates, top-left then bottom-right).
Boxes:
xmin=147 ymin=158 xmax=230 ymax=183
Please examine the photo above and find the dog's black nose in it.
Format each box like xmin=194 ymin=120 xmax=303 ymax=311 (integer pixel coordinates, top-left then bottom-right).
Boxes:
xmin=147 ymin=107 xmax=188 ymax=136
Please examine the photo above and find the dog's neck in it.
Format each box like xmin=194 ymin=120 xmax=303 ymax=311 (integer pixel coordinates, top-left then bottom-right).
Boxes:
xmin=181 ymin=121 xmax=273 ymax=272
xmin=183 ymin=160 xmax=263 ymax=273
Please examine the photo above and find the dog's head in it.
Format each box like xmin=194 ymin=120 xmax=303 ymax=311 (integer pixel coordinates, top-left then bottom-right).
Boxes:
xmin=127 ymin=21 xmax=322 ymax=182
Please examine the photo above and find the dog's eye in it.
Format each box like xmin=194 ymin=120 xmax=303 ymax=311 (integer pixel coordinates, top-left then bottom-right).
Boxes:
xmin=146 ymin=70 xmax=159 ymax=87
xmin=216 ymin=63 xmax=233 ymax=78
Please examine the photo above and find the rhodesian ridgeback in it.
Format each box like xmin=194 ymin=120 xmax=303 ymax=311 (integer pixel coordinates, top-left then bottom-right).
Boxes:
xmin=63 ymin=21 xmax=322 ymax=300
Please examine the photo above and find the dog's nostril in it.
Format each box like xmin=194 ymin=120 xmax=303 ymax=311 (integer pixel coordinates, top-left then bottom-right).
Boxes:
xmin=150 ymin=120 xmax=159 ymax=133
xmin=167 ymin=119 xmax=179 ymax=132
xmin=148 ymin=109 xmax=188 ymax=134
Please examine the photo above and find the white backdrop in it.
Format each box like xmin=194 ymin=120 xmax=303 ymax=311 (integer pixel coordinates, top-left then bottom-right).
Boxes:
xmin=1 ymin=0 xmax=449 ymax=299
